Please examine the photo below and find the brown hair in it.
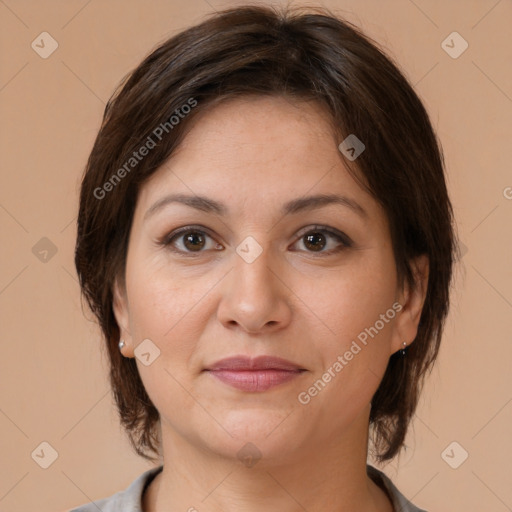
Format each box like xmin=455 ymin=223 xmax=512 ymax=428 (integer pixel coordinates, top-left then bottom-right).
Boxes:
xmin=75 ymin=4 xmax=458 ymax=463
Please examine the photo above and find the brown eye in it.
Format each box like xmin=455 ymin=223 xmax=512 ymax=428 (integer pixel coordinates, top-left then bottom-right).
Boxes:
xmin=163 ymin=227 xmax=223 ymax=255
xmin=182 ymin=231 xmax=206 ymax=251
xmin=292 ymin=226 xmax=352 ymax=255
xmin=303 ymin=232 xmax=327 ymax=252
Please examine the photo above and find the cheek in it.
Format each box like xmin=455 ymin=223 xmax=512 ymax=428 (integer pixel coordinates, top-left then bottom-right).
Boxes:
xmin=308 ymin=253 xmax=396 ymax=342
xmin=126 ymin=250 xmax=205 ymax=340
xmin=301 ymin=252 xmax=397 ymax=395
xmin=126 ymin=269 xmax=207 ymax=421
xmin=298 ymin=285 xmax=397 ymax=429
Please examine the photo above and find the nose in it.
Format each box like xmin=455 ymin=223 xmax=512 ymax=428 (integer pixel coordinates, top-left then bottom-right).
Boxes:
xmin=216 ymin=244 xmax=292 ymax=334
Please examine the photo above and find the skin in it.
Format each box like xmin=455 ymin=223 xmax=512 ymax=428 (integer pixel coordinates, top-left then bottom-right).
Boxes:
xmin=113 ymin=95 xmax=429 ymax=512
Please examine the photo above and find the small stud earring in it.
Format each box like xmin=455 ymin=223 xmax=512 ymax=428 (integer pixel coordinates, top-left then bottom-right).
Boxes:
xmin=400 ymin=341 xmax=407 ymax=356
xmin=118 ymin=340 xmax=125 ymax=351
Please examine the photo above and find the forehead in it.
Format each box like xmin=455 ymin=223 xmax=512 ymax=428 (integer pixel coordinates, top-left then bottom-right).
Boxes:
xmin=136 ymin=95 xmax=377 ymax=220
xmin=172 ymin=95 xmax=339 ymax=166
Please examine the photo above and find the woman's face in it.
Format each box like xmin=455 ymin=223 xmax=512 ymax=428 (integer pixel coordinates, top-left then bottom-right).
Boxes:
xmin=113 ymin=95 xmax=427 ymax=465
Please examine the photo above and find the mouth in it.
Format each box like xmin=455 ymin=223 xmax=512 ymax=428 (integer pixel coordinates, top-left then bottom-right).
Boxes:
xmin=204 ymin=355 xmax=307 ymax=392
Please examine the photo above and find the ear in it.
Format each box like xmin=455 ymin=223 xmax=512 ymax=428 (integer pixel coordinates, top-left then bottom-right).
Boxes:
xmin=112 ymin=275 xmax=134 ymax=357
xmin=390 ymin=254 xmax=429 ymax=355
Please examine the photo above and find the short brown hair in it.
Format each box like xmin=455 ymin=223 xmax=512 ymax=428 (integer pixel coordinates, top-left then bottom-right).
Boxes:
xmin=75 ymin=4 xmax=458 ymax=463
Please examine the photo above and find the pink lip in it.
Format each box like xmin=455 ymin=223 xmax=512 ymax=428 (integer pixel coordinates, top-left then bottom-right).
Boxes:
xmin=205 ymin=356 xmax=306 ymax=392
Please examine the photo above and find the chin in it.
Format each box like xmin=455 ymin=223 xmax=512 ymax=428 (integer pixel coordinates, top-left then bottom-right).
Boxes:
xmin=193 ymin=410 xmax=306 ymax=466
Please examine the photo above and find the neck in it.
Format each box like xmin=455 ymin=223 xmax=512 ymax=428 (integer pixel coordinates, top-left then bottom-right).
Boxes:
xmin=143 ymin=409 xmax=393 ymax=512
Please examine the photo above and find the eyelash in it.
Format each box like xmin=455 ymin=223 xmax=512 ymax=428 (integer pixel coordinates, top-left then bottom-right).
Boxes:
xmin=160 ymin=224 xmax=352 ymax=257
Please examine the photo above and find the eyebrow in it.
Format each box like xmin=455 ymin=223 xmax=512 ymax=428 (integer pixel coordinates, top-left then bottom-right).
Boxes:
xmin=144 ymin=192 xmax=368 ymax=221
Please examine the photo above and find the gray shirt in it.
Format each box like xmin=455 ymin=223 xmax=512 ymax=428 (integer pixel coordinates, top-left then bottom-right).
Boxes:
xmin=70 ymin=464 xmax=427 ymax=512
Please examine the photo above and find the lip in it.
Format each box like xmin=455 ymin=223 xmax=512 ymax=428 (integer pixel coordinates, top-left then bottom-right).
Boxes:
xmin=204 ymin=355 xmax=306 ymax=392
xmin=206 ymin=355 xmax=305 ymax=372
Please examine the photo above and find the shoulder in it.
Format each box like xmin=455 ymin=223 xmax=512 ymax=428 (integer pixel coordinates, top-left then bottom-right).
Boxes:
xmin=67 ymin=465 xmax=163 ymax=512
xmin=367 ymin=465 xmax=428 ymax=512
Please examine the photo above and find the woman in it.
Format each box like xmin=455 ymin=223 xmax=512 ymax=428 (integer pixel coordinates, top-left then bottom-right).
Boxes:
xmin=71 ymin=4 xmax=457 ymax=511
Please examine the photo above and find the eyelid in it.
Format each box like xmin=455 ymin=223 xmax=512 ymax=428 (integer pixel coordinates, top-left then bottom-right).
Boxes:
xmin=294 ymin=224 xmax=353 ymax=246
xmin=161 ymin=225 xmax=214 ymax=244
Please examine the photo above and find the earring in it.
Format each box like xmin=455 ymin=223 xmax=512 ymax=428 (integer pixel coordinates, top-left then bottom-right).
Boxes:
xmin=118 ymin=339 xmax=125 ymax=351
xmin=400 ymin=341 xmax=407 ymax=356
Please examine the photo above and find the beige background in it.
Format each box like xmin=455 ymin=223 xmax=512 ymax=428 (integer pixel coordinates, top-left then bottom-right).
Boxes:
xmin=0 ymin=0 xmax=511 ymax=511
